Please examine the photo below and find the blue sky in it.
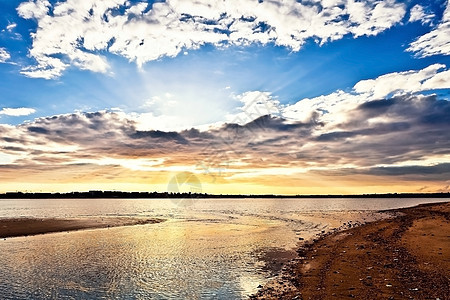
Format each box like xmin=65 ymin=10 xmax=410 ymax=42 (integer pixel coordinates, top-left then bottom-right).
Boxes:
xmin=0 ymin=0 xmax=449 ymax=193
xmin=0 ymin=0 xmax=448 ymax=126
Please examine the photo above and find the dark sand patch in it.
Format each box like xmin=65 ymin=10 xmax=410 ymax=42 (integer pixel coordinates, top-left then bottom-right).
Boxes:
xmin=0 ymin=217 xmax=164 ymax=238
xmin=251 ymin=201 xmax=450 ymax=299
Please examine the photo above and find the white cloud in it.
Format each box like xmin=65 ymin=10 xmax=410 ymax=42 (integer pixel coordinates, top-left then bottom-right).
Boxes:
xmin=353 ymin=64 xmax=449 ymax=97
xmin=2 ymin=22 xmax=22 ymax=40
xmin=6 ymin=23 xmax=17 ymax=32
xmin=17 ymin=0 xmax=50 ymax=19
xmin=409 ymin=5 xmax=435 ymax=25
xmin=227 ymin=91 xmax=281 ymax=125
xmin=0 ymin=48 xmax=11 ymax=63
xmin=282 ymin=89 xmax=366 ymax=125
xmin=408 ymin=1 xmax=450 ymax=57
xmin=134 ymin=112 xmax=195 ymax=132
xmin=0 ymin=107 xmax=36 ymax=116
xmin=20 ymin=56 xmax=69 ymax=79
xmin=346 ymin=0 xmax=407 ymax=38
xmin=17 ymin=0 xmax=407 ymax=79
xmin=283 ymin=64 xmax=450 ymax=125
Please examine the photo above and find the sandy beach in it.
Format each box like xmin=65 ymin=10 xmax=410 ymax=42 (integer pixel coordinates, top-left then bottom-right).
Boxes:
xmin=251 ymin=201 xmax=450 ymax=299
xmin=0 ymin=217 xmax=164 ymax=238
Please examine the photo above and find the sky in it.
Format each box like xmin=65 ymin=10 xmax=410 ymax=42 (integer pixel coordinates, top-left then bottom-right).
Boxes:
xmin=0 ymin=0 xmax=449 ymax=195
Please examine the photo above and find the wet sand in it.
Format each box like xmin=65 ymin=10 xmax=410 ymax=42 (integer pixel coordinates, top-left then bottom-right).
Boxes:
xmin=0 ymin=217 xmax=164 ymax=238
xmin=251 ymin=201 xmax=450 ymax=300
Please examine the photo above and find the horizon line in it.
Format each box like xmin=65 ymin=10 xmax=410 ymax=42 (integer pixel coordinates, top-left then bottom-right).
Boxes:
xmin=0 ymin=190 xmax=449 ymax=199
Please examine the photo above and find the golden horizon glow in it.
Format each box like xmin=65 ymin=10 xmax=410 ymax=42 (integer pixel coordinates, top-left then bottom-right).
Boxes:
xmin=0 ymin=171 xmax=447 ymax=195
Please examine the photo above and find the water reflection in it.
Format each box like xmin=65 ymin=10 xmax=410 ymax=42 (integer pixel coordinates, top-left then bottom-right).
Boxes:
xmin=0 ymin=216 xmax=298 ymax=299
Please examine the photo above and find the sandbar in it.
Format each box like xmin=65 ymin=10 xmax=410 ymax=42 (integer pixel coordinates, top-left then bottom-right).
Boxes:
xmin=0 ymin=217 xmax=164 ymax=238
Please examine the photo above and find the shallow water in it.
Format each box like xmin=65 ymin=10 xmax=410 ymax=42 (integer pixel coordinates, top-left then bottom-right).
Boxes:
xmin=0 ymin=198 xmax=446 ymax=299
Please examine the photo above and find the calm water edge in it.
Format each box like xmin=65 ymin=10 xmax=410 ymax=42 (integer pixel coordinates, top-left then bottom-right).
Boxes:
xmin=0 ymin=198 xmax=447 ymax=299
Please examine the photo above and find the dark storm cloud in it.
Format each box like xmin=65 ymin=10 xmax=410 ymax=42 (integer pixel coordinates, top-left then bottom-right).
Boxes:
xmin=311 ymin=163 xmax=450 ymax=181
xmin=369 ymin=163 xmax=450 ymax=177
xmin=131 ymin=130 xmax=188 ymax=144
xmin=27 ymin=126 xmax=49 ymax=134
xmin=315 ymin=121 xmax=411 ymax=142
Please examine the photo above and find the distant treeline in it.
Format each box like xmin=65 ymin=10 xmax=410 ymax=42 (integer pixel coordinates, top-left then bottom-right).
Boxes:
xmin=0 ymin=191 xmax=449 ymax=199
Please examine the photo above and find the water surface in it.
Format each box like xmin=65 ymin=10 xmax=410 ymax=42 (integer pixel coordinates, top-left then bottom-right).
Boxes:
xmin=0 ymin=198 xmax=446 ymax=299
